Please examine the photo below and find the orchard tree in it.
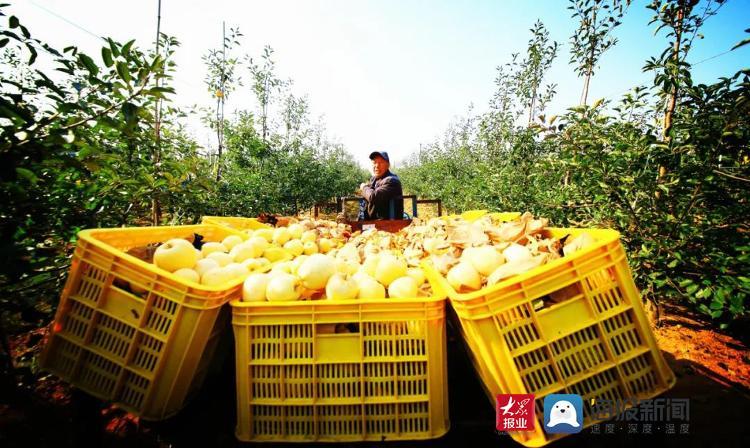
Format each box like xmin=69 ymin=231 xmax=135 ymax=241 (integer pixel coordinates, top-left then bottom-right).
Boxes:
xmin=568 ymin=0 xmax=630 ymax=105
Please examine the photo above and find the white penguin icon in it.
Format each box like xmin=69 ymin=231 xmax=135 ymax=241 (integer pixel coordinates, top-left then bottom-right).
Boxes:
xmin=547 ymin=400 xmax=580 ymax=427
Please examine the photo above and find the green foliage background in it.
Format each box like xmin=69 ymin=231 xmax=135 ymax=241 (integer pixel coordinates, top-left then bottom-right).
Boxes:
xmin=0 ymin=1 xmax=747 ymax=336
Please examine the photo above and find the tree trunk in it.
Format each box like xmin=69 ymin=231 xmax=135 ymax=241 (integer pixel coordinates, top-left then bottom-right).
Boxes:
xmin=151 ymin=0 xmax=163 ymax=225
xmin=662 ymin=6 xmax=683 ymax=140
xmin=657 ymin=3 xmax=684 ymax=196
xmin=581 ymin=72 xmax=592 ymax=106
xmin=581 ymin=7 xmax=596 ymax=106
xmin=215 ymin=97 xmax=223 ymax=182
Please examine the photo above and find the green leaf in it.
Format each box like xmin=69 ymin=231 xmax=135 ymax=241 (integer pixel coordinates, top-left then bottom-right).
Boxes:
xmin=116 ymin=61 xmax=131 ymax=83
xmin=9 ymin=15 xmax=19 ymax=28
xmin=26 ymin=43 xmax=37 ymax=64
xmin=78 ymin=53 xmax=99 ymax=76
xmin=121 ymin=39 xmax=135 ymax=57
xmin=107 ymin=38 xmax=120 ymax=57
xmin=15 ymin=167 xmax=38 ymax=184
xmin=101 ymin=47 xmax=113 ymax=67
xmin=731 ymin=38 xmax=750 ymax=51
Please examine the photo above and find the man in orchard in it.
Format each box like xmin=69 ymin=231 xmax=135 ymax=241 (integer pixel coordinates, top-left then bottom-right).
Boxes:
xmin=358 ymin=151 xmax=404 ymax=220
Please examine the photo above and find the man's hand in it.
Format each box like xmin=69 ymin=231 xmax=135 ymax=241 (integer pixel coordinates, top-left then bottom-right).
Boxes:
xmin=359 ymin=182 xmax=368 ymax=192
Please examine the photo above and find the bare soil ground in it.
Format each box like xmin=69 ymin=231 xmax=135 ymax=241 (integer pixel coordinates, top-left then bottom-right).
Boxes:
xmin=1 ymin=301 xmax=748 ymax=447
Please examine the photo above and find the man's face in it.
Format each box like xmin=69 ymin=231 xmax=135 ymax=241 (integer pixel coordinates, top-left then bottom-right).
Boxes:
xmin=371 ymin=156 xmax=389 ymax=178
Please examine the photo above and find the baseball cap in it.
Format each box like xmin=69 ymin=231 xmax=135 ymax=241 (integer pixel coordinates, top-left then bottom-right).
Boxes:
xmin=369 ymin=151 xmax=390 ymax=163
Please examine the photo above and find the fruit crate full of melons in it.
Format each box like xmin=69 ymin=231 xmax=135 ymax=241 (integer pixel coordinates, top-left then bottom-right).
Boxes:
xmin=231 ymin=218 xmax=450 ymax=442
xmin=421 ymin=213 xmax=676 ymax=447
xmin=39 ymin=223 xmax=268 ymax=420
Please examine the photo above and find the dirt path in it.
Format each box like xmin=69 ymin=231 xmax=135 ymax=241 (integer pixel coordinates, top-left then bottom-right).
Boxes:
xmin=1 ymin=302 xmax=748 ymax=447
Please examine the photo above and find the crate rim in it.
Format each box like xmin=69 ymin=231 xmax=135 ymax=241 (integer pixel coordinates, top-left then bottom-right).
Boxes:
xmin=78 ymin=224 xmax=250 ymax=293
xmin=230 ymin=290 xmax=447 ymax=308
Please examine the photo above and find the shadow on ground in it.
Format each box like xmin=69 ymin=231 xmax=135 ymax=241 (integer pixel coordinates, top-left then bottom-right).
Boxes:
xmin=1 ymin=310 xmax=748 ymax=447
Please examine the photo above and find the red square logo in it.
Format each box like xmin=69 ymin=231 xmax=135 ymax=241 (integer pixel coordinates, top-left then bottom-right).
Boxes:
xmin=496 ymin=394 xmax=535 ymax=432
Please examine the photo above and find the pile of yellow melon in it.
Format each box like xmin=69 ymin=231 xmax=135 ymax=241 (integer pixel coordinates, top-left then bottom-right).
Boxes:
xmin=144 ymin=213 xmax=595 ymax=303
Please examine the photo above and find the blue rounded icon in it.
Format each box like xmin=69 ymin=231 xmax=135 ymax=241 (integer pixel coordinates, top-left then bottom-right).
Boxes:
xmin=543 ymin=394 xmax=583 ymax=434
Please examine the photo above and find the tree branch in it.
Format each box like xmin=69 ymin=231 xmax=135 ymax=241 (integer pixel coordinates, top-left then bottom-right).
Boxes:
xmin=713 ymin=169 xmax=750 ymax=184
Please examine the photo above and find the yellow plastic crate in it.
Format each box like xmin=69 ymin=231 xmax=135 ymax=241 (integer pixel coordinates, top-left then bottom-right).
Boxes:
xmin=230 ymin=295 xmax=450 ymax=442
xmin=460 ymin=209 xmax=489 ymax=221
xmin=486 ymin=211 xmax=522 ymax=222
xmin=40 ymin=224 xmax=249 ymax=420
xmin=201 ymin=215 xmax=271 ymax=232
xmin=424 ymin=228 xmax=676 ymax=447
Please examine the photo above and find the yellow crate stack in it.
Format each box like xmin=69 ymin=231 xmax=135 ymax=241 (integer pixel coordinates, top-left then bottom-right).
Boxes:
xmin=424 ymin=227 xmax=676 ymax=447
xmin=230 ymin=295 xmax=450 ymax=442
xmin=39 ymin=224 xmax=247 ymax=420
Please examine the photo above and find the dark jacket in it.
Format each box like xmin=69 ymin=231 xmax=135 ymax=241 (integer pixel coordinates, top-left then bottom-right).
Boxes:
xmin=362 ymin=171 xmax=404 ymax=220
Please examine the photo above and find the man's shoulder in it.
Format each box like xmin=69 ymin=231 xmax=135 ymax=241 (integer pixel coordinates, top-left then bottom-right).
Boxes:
xmin=382 ymin=172 xmax=402 ymax=184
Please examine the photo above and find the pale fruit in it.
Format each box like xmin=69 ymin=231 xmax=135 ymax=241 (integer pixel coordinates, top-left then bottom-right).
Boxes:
xmin=303 ymin=241 xmax=319 ymax=255
xmin=336 ymin=244 xmax=360 ymax=263
xmin=201 ymin=267 xmax=235 ymax=287
xmin=243 ymin=273 xmax=270 ymax=301
xmin=361 ymin=255 xmax=380 ymax=277
xmin=325 ymin=273 xmax=359 ymax=300
xmin=266 ymin=272 xmax=301 ymax=301
xmin=221 ymin=235 xmax=244 ymax=250
xmin=318 ymin=238 xmax=334 ymax=253
xmin=241 ymin=258 xmax=260 ymax=271
xmin=301 ymin=230 xmax=317 ymax=243
xmin=163 ymin=238 xmax=194 ymax=249
xmin=201 ymin=242 xmax=228 ymax=257
xmin=287 ymin=223 xmax=304 ymax=239
xmin=375 ymin=254 xmax=408 ymax=287
xmin=335 ymin=259 xmax=359 ymax=276
xmin=423 ymin=237 xmax=448 ymax=255
xmin=488 ymin=255 xmax=546 ymax=285
xmin=173 ymin=268 xmax=200 ymax=283
xmin=273 ymin=227 xmax=291 ymax=245
xmin=503 ymin=243 xmax=532 ymax=264
xmin=153 ymin=239 xmax=200 ymax=273
xmin=355 ymin=274 xmax=386 ymax=300
xmin=207 ymin=251 xmax=233 ymax=267
xmin=194 ymin=248 xmax=203 ymax=259
xmin=290 ymin=255 xmax=308 ymax=274
xmin=253 ymin=228 xmax=274 ymax=243
xmin=363 ymin=242 xmax=379 ymax=256
xmin=563 ymin=232 xmax=595 ymax=256
xmin=248 ymin=236 xmax=270 ymax=253
xmin=388 ymin=276 xmax=418 ymax=299
xmin=225 ymin=262 xmax=249 ymax=279
xmin=263 ymin=247 xmax=292 ymax=263
xmin=466 ymin=246 xmax=505 ymax=276
xmin=194 ymin=258 xmax=220 ymax=277
xmin=255 ymin=258 xmax=271 ymax=271
xmin=447 ymin=262 xmax=482 ymax=291
xmin=230 ymin=244 xmax=257 ymax=263
xmin=406 ymin=267 xmax=426 ymax=286
xmin=283 ymin=239 xmax=305 ymax=257
xmin=297 ymin=254 xmax=336 ymax=290
xmin=271 ymin=261 xmax=294 ymax=275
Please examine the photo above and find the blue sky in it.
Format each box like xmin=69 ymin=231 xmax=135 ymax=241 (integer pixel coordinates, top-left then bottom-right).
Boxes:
xmin=8 ymin=0 xmax=750 ymax=168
